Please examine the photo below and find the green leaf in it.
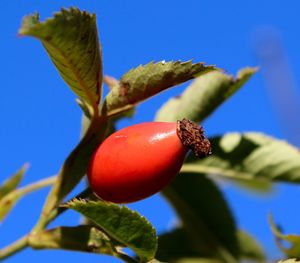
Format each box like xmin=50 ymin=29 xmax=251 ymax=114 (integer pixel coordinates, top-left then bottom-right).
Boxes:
xmin=231 ymin=178 xmax=272 ymax=194
xmin=162 ymin=173 xmax=238 ymax=262
xmin=28 ymin=225 xmax=116 ymax=255
xmin=0 ymin=193 xmax=21 ymax=222
xmin=157 ymin=228 xmax=265 ymax=263
xmin=0 ymin=176 xmax=54 ymax=223
xmin=103 ymin=61 xmax=216 ymax=116
xmin=0 ymin=165 xmax=28 ymax=222
xmin=157 ymin=228 xmax=201 ymax=261
xmin=156 ymin=67 xmax=257 ymax=122
xmin=269 ymin=215 xmax=300 ymax=258
xmin=0 ymin=164 xmax=27 ymax=200
xmin=19 ymin=8 xmax=102 ymax=106
xmin=64 ymin=199 xmax=157 ymax=262
xmin=41 ymin=117 xmax=107 ymax=218
xmin=77 ymin=98 xmax=94 ymax=120
xmin=182 ymin=132 xmax=300 ymax=184
xmin=237 ymin=231 xmax=265 ymax=261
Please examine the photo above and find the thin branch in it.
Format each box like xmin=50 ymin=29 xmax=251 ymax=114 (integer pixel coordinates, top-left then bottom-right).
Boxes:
xmin=0 ymin=235 xmax=28 ymax=260
xmin=0 ymin=175 xmax=56 ymax=216
xmin=0 ymin=176 xmax=56 ymax=260
xmin=15 ymin=175 xmax=57 ymax=196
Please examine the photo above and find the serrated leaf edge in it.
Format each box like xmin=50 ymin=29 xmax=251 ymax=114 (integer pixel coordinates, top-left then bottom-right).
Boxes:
xmin=63 ymin=198 xmax=157 ymax=260
xmin=19 ymin=8 xmax=101 ymax=105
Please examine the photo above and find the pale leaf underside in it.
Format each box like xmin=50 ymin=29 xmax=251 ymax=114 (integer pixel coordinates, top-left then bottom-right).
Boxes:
xmin=19 ymin=8 xmax=102 ymax=106
xmin=156 ymin=67 xmax=257 ymax=122
xmin=183 ymin=132 xmax=300 ymax=183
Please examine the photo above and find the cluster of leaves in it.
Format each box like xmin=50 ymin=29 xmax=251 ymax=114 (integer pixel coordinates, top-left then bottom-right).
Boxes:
xmin=1 ymin=7 xmax=300 ymax=263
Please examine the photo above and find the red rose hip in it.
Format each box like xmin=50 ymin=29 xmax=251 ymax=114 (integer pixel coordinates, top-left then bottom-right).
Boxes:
xmin=87 ymin=119 xmax=211 ymax=203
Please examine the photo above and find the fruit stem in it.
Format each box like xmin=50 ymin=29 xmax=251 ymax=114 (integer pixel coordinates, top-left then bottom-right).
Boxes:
xmin=177 ymin=118 xmax=211 ymax=158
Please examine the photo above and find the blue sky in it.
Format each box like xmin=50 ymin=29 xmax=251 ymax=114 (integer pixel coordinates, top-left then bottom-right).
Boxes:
xmin=1 ymin=1 xmax=300 ymax=262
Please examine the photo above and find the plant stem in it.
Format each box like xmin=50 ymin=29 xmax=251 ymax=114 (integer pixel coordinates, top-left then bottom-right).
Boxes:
xmin=32 ymin=187 xmax=93 ymax=234
xmin=0 ymin=176 xmax=56 ymax=261
xmin=32 ymin=115 xmax=105 ymax=234
xmin=0 ymin=235 xmax=28 ymax=260
xmin=1 ymin=176 xmax=56 ymax=232
xmin=1 ymin=175 xmax=56 ymax=204
xmin=0 ymin=185 xmax=90 ymax=261
xmin=15 ymin=175 xmax=57 ymax=196
xmin=35 ymin=187 xmax=93 ymax=231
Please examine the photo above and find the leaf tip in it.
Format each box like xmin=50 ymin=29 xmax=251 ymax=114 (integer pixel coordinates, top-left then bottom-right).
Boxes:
xmin=23 ymin=162 xmax=30 ymax=171
xmin=268 ymin=213 xmax=281 ymax=235
xmin=19 ymin=12 xmax=40 ymax=36
xmin=61 ymin=197 xmax=85 ymax=208
xmin=237 ymin=66 xmax=259 ymax=79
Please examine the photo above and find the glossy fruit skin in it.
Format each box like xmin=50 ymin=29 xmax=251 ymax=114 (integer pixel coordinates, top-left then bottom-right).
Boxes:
xmin=87 ymin=122 xmax=188 ymax=203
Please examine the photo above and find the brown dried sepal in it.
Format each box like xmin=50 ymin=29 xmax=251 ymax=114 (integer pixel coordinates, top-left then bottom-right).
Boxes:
xmin=177 ymin=118 xmax=211 ymax=158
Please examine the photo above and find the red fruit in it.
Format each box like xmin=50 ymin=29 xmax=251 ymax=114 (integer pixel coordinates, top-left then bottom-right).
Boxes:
xmin=87 ymin=119 xmax=211 ymax=203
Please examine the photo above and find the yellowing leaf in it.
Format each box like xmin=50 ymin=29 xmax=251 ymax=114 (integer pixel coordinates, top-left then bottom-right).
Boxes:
xmin=0 ymin=164 xmax=27 ymax=200
xmin=0 ymin=165 xmax=28 ymax=222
